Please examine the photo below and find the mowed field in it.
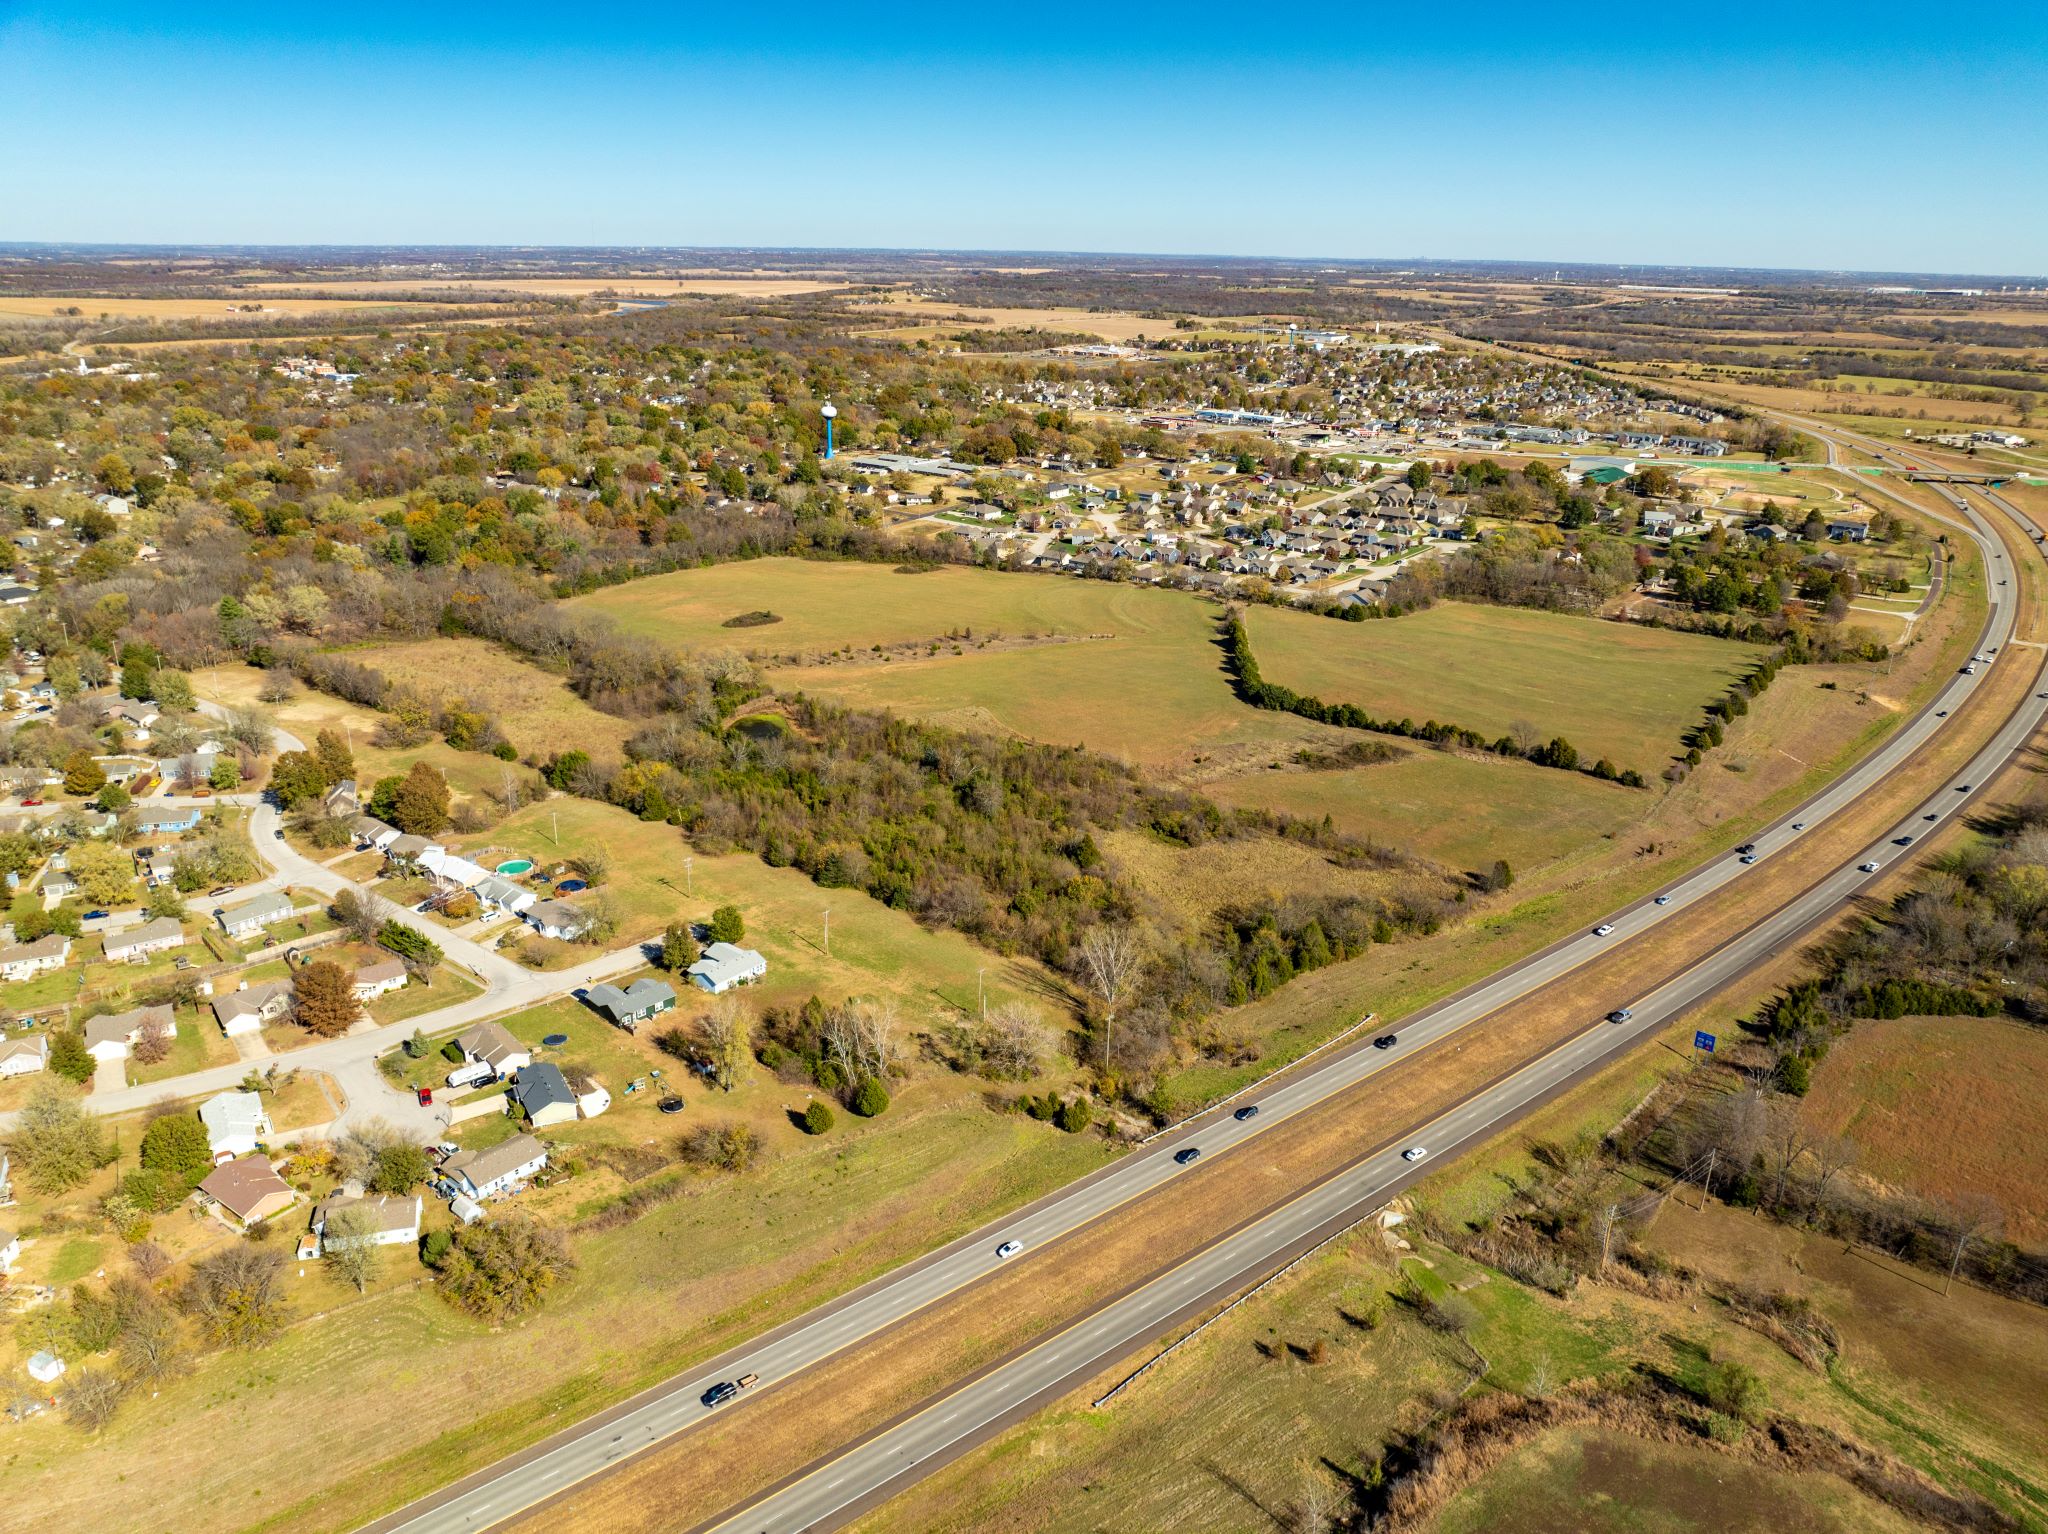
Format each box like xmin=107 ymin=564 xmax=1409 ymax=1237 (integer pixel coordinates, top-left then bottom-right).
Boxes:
xmin=364 ymin=636 xmax=639 ymax=759
xmin=1800 ymin=1014 xmax=2048 ymax=1242
xmin=1244 ymin=602 xmax=1767 ymax=771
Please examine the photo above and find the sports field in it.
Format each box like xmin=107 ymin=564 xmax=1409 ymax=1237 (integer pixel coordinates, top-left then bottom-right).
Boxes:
xmin=1244 ymin=601 xmax=1767 ymax=771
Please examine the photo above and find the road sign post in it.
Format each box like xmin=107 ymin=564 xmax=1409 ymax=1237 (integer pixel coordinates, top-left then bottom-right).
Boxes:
xmin=1693 ymin=1029 xmax=1716 ymax=1066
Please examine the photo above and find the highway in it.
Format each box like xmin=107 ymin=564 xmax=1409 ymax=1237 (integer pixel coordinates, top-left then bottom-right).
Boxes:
xmin=367 ymin=462 xmax=2048 ymax=1534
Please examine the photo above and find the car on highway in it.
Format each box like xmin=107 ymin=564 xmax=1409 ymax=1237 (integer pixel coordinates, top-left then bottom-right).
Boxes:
xmin=1791 ymin=822 xmax=1806 ymax=831
xmin=1372 ymin=1034 xmax=1398 ymax=1049
xmin=1592 ymin=923 xmax=1614 ymax=937
xmin=701 ymin=1378 xmax=748 ymax=1408
xmin=1233 ymin=1104 xmax=1260 ymax=1122
xmin=1401 ymin=1146 xmax=1429 ymax=1163
xmin=1607 ymin=1008 xmax=1633 ymax=1023
xmin=1957 ymin=784 xmax=1971 ymax=792
xmin=1736 ymin=843 xmax=1757 ymax=855
xmin=1173 ymin=1147 xmax=1202 ymax=1166
xmin=1936 ymin=709 xmax=1948 ymax=717
xmin=1893 ymin=835 xmax=1914 ymax=846
xmin=1858 ymin=861 xmax=1880 ymax=873
xmin=1739 ymin=854 xmax=1759 ymax=865
xmin=1924 ymin=812 xmax=1939 ymax=821
xmin=1653 ymin=894 xmax=1671 ymax=906
xmin=996 ymin=1240 xmax=1023 ymax=1259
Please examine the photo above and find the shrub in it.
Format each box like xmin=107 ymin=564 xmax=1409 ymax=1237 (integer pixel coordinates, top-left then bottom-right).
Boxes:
xmin=441 ymin=1039 xmax=465 ymax=1063
xmin=419 ymin=1229 xmax=454 ymax=1268
xmin=849 ymin=1076 xmax=890 ymax=1118
xmin=138 ymin=1114 xmax=213 ymax=1189
xmin=683 ymin=1122 xmax=761 ymax=1172
xmin=800 ymin=1099 xmax=835 ymax=1135
xmin=707 ymin=904 xmax=745 ymax=944
xmin=1055 ymin=1097 xmax=1092 ymax=1133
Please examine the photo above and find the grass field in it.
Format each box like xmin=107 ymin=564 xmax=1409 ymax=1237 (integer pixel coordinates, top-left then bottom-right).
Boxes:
xmin=360 ymin=636 xmax=638 ymax=760
xmin=1243 ymin=601 xmax=1768 ymax=771
xmin=0 ymin=295 xmax=480 ymax=324
xmin=241 ymin=275 xmax=847 ymax=298
xmin=1430 ymin=1427 xmax=1921 ymax=1534
xmin=1799 ymin=1014 xmax=2048 ymax=1243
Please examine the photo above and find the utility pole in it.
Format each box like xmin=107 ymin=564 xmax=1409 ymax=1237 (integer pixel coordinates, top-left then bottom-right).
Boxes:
xmin=822 ymin=907 xmax=830 ymax=957
xmin=977 ymin=966 xmax=986 ymax=1024
xmin=1599 ymin=1203 xmax=1619 ymax=1272
xmin=551 ymin=810 xmax=558 ymax=847
xmin=685 ymin=855 xmax=693 ymax=897
xmin=1698 ymin=1148 xmax=1717 ymax=1212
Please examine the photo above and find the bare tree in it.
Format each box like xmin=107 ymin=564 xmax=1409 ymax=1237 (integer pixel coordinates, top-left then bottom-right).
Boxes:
xmin=822 ymin=998 xmax=899 ymax=1084
xmin=332 ymin=886 xmax=391 ymax=947
xmin=1808 ymin=1134 xmax=1858 ymax=1209
xmin=698 ymin=995 xmax=753 ymax=1093
xmin=1763 ymin=1100 xmax=1815 ymax=1210
xmin=1077 ymin=924 xmax=1145 ymax=1070
xmin=321 ymin=1204 xmax=381 ymax=1293
xmin=979 ymin=1000 xmax=1052 ymax=1080
xmin=1943 ymin=1194 xmax=2005 ymax=1296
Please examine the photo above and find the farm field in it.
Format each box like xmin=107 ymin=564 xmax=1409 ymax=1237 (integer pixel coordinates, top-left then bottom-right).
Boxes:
xmin=363 ymin=636 xmax=638 ymax=760
xmin=1243 ymin=601 xmax=1767 ymax=771
xmin=1798 ymin=1014 xmax=2048 ymax=1243
xmin=240 ymin=275 xmax=848 ymax=298
xmin=0 ymin=294 xmax=482 ymax=324
xmin=841 ymin=298 xmax=1271 ymax=344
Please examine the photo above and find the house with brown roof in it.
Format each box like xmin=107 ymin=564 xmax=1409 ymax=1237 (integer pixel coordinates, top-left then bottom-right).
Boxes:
xmin=197 ymin=1156 xmax=296 ymax=1227
xmin=455 ymin=1020 xmax=530 ymax=1077
xmin=352 ymin=957 xmax=408 ymax=1001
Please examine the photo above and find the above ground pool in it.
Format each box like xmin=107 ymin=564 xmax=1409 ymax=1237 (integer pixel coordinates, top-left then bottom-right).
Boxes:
xmin=496 ymin=859 xmax=533 ymax=875
xmin=555 ymin=878 xmax=588 ymax=893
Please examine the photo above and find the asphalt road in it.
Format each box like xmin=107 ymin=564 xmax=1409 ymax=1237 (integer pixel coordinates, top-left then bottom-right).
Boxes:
xmin=367 ymin=473 xmax=2048 ymax=1534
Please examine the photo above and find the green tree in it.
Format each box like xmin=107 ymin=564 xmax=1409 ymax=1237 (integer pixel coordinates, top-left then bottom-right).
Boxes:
xmin=138 ymin=1114 xmax=214 ymax=1189
xmin=208 ymin=756 xmax=241 ymax=792
xmin=119 ymin=659 xmax=155 ymax=700
xmin=658 ymin=921 xmax=698 ymax=973
xmin=149 ymin=670 xmax=196 ymax=711
xmin=267 ymin=750 xmax=329 ymax=809
xmin=850 ymin=1076 xmax=890 ymax=1118
xmin=62 ymin=749 xmax=107 ymax=797
xmin=49 ymin=1030 xmax=94 ymax=1084
xmin=5 ymin=1083 xmax=110 ymax=1192
xmin=435 ymin=1216 xmax=575 ymax=1321
xmin=800 ymin=1099 xmax=835 ymax=1135
xmin=1406 ymin=460 xmax=1433 ymax=491
xmin=707 ymin=904 xmax=745 ymax=944
xmin=392 ymin=761 xmax=450 ymax=835
xmin=96 ymin=781 xmax=130 ymax=813
xmin=368 ymin=774 xmax=403 ymax=820
xmin=94 ymin=451 xmax=134 ymax=496
xmin=313 ymin=728 xmax=355 ymax=786
xmin=370 ymin=1142 xmax=428 ymax=1193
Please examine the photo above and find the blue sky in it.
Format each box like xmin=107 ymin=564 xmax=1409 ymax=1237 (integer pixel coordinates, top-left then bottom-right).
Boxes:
xmin=4 ymin=2 xmax=2045 ymax=275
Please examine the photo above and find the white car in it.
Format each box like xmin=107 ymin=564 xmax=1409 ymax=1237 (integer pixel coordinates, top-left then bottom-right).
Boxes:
xmin=1401 ymin=1146 xmax=1429 ymax=1163
xmin=1653 ymin=894 xmax=1671 ymax=906
xmin=1592 ymin=924 xmax=1614 ymax=937
xmin=996 ymin=1240 xmax=1023 ymax=1259
xmin=1858 ymin=861 xmax=1880 ymax=873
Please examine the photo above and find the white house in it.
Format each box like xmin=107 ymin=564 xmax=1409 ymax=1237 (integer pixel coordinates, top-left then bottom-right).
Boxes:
xmin=524 ymin=899 xmax=589 ymax=941
xmin=305 ymin=1191 xmax=421 ymax=1258
xmin=210 ymin=979 xmax=294 ymax=1037
xmin=418 ymin=845 xmax=491 ymax=891
xmin=687 ymin=941 xmax=768 ymax=995
xmin=104 ymin=916 xmax=185 ymax=964
xmin=198 ymin=1090 xmax=272 ymax=1163
xmin=455 ymin=1020 xmax=530 ymax=1077
xmin=473 ymin=875 xmax=535 ymax=917
xmin=0 ymin=1035 xmax=48 ymax=1077
xmin=0 ymin=934 xmax=69 ymax=982
xmin=350 ymin=815 xmax=401 ymax=852
xmin=27 ymin=1351 xmax=64 ymax=1385
xmin=0 ymin=1226 xmax=18 ymax=1273
xmin=440 ymin=1132 xmax=548 ymax=1201
xmin=82 ymin=1004 xmax=175 ymax=1063
xmin=352 ymin=957 xmax=408 ymax=1001
xmin=217 ymin=891 xmax=295 ymax=938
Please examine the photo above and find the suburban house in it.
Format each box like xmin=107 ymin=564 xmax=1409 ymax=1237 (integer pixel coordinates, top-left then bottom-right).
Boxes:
xmin=440 ymin=1132 xmax=548 ymax=1202
xmin=352 ymin=957 xmax=408 ymax=1001
xmin=322 ymin=779 xmax=360 ymax=816
xmin=418 ymin=845 xmax=491 ymax=892
xmin=1827 ymin=519 xmax=1871 ymax=542
xmin=584 ymin=976 xmax=675 ymax=1032
xmin=211 ymin=979 xmax=295 ymax=1037
xmin=82 ymin=1004 xmax=175 ymax=1063
xmin=0 ymin=1035 xmax=48 ymax=1077
xmin=687 ymin=941 xmax=768 ymax=995
xmin=197 ymin=1156 xmax=296 ymax=1227
xmin=137 ymin=848 xmax=181 ymax=887
xmin=509 ymin=1061 xmax=578 ymax=1128
xmin=0 ymin=934 xmax=67 ymax=983
xmin=303 ymin=1191 xmax=421 ymax=1258
xmin=40 ymin=872 xmax=76 ymax=903
xmin=217 ymin=890 xmax=295 ymax=939
xmin=134 ymin=805 xmax=203 ymax=836
xmin=103 ymin=915 xmax=185 ymax=964
xmin=350 ymin=815 xmax=401 ymax=852
xmin=455 ymin=1020 xmax=531 ymax=1077
xmin=198 ymin=1090 xmax=272 ymax=1163
xmin=384 ymin=833 xmax=432 ymax=864
xmin=473 ymin=875 xmax=535 ymax=917
xmin=524 ymin=899 xmax=590 ymax=941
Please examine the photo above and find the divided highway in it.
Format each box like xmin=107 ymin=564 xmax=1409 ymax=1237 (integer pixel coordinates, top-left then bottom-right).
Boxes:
xmin=370 ymin=474 xmax=2047 ymax=1534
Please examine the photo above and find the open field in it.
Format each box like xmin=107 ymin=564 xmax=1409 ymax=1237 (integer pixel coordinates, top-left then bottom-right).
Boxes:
xmin=0 ymin=294 xmax=485 ymax=324
xmin=842 ymin=298 xmax=1255 ymax=344
xmin=360 ymin=636 xmax=639 ymax=759
xmin=1429 ymin=1427 xmax=1922 ymax=1534
xmin=1799 ymin=1014 xmax=2048 ymax=1243
xmin=239 ymin=275 xmax=848 ymax=298
xmin=1245 ymin=601 xmax=1766 ymax=770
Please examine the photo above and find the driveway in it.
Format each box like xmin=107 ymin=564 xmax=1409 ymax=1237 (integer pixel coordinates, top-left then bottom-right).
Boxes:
xmin=89 ymin=1057 xmax=125 ymax=1095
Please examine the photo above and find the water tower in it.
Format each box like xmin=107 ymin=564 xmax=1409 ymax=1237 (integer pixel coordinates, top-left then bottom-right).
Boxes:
xmin=821 ymin=401 xmax=838 ymax=460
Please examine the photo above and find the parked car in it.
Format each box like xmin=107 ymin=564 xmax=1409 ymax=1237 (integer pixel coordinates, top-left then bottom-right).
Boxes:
xmin=1173 ymin=1147 xmax=1202 ymax=1166
xmin=82 ymin=909 xmax=107 ymax=920
xmin=18 ymin=798 xmax=39 ymax=807
xmin=1233 ymin=1105 xmax=1260 ymax=1122
xmin=415 ymin=1087 xmax=433 ymax=1106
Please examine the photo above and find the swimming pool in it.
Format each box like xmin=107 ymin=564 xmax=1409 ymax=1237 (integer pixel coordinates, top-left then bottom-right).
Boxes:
xmin=496 ymin=859 xmax=533 ymax=876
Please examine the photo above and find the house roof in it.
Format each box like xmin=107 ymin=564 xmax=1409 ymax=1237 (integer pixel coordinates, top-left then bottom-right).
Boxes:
xmin=0 ymin=933 xmax=67 ymax=966
xmin=587 ymin=977 xmax=675 ymax=1020
xmin=198 ymin=1156 xmax=292 ymax=1221
xmin=443 ymin=1132 xmax=547 ymax=1189
xmin=511 ymin=1061 xmax=575 ymax=1114
xmin=211 ymin=979 xmax=293 ymax=1026
xmin=220 ymin=890 xmax=294 ymax=926
xmin=456 ymin=1020 xmax=527 ymax=1069
xmin=199 ymin=1090 xmax=267 ymax=1143
xmin=350 ymin=815 xmax=398 ymax=841
xmin=0 ymin=1036 xmax=48 ymax=1067
xmin=688 ymin=942 xmax=766 ymax=988
xmin=386 ymin=833 xmax=431 ymax=857
xmin=105 ymin=916 xmax=183 ymax=955
xmin=527 ymin=898 xmax=587 ymax=932
xmin=82 ymin=1003 xmax=173 ymax=1049
xmin=314 ymin=1190 xmax=420 ymax=1235
xmin=355 ymin=957 xmax=406 ymax=988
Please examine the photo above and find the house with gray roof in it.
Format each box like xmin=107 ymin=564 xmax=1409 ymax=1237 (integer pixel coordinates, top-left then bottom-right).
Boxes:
xmin=687 ymin=941 xmax=767 ymax=995
xmin=83 ymin=1004 xmax=175 ymax=1062
xmin=585 ymin=977 xmax=675 ymax=1032
xmin=104 ymin=916 xmax=185 ymax=964
xmin=441 ymin=1132 xmax=548 ymax=1201
xmin=510 ymin=1061 xmax=578 ymax=1128
xmin=217 ymin=890 xmax=295 ymax=938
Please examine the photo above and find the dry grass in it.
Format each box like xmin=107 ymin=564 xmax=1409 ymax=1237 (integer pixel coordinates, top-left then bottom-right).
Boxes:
xmin=0 ymin=295 xmax=477 ymax=322
xmin=1800 ymin=1015 xmax=2048 ymax=1243
xmin=239 ymin=276 xmax=847 ymax=298
xmin=362 ymin=637 xmax=638 ymax=759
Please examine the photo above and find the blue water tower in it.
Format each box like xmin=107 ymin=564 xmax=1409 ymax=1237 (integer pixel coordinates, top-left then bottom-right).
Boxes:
xmin=821 ymin=401 xmax=837 ymax=460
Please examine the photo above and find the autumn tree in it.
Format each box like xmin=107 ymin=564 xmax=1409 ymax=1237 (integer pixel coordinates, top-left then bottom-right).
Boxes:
xmin=313 ymin=728 xmax=355 ymax=786
xmin=5 ymin=1083 xmax=110 ymax=1192
xmin=435 ymin=1216 xmax=575 ymax=1321
xmin=67 ymin=839 xmax=136 ymax=907
xmin=267 ymin=750 xmax=329 ymax=809
xmin=292 ymin=960 xmax=359 ymax=1038
xmin=392 ymin=761 xmax=450 ymax=835
xmin=699 ymin=994 xmax=752 ymax=1093
xmin=179 ymin=1245 xmax=288 ymax=1348
xmin=62 ymin=749 xmax=107 ymax=797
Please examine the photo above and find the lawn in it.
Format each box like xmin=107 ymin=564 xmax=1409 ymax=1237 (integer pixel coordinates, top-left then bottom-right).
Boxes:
xmin=1243 ymin=600 xmax=1768 ymax=772
xmin=126 ymin=1007 xmax=238 ymax=1085
xmin=1799 ymin=1014 xmax=2048 ymax=1243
